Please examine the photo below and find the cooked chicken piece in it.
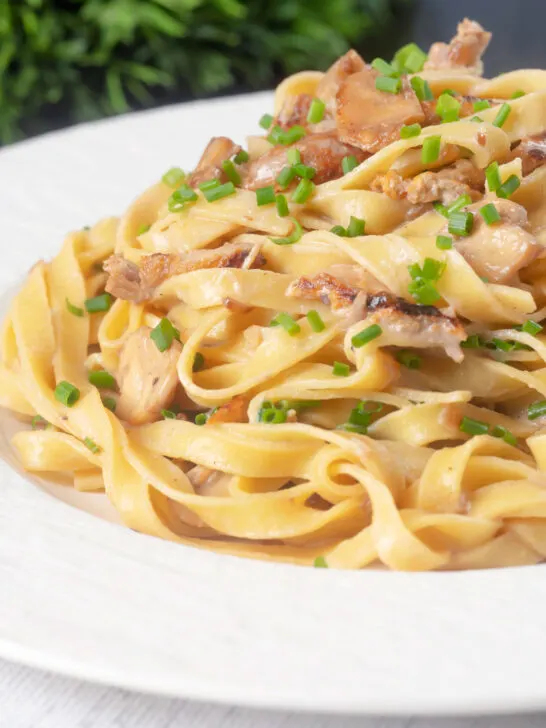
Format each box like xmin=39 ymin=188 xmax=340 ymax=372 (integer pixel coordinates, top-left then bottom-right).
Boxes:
xmin=424 ymin=18 xmax=491 ymax=75
xmin=187 ymin=465 xmax=217 ymax=489
xmin=187 ymin=136 xmax=241 ymax=187
xmin=242 ymin=132 xmax=367 ymax=190
xmin=116 ymin=327 xmax=182 ymax=425
xmin=420 ymin=95 xmax=500 ymax=125
xmin=105 ymin=243 xmax=266 ymax=303
xmin=449 ymin=199 xmax=542 ymax=283
xmin=364 ymin=292 xmax=466 ymax=362
xmin=206 ymin=395 xmax=248 ymax=424
xmin=336 ymin=69 xmax=425 ymax=154
xmin=286 ymin=269 xmax=385 ymax=310
xmin=316 ymin=49 xmax=367 ymax=114
xmin=275 ymin=93 xmax=313 ymax=130
xmin=510 ymin=132 xmax=546 ymax=176
xmin=371 ymin=160 xmax=485 ymax=205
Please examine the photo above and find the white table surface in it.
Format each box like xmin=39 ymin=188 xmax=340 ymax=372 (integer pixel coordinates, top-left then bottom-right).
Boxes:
xmin=1 ymin=658 xmax=545 ymax=728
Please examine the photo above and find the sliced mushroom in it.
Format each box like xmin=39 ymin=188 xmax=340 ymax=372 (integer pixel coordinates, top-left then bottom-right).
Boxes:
xmin=187 ymin=136 xmax=241 ymax=187
xmin=424 ymin=18 xmax=491 ymax=75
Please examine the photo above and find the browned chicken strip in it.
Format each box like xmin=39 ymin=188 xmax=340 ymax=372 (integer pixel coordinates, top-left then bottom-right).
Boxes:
xmin=242 ymin=132 xmax=367 ymax=190
xmin=510 ymin=132 xmax=546 ymax=176
xmin=336 ymin=70 xmax=425 ymax=154
xmin=371 ymin=160 xmax=485 ymax=205
xmin=105 ymin=243 xmax=266 ymax=303
xmin=116 ymin=327 xmax=182 ymax=425
xmin=364 ymin=293 xmax=466 ymax=362
xmin=424 ymin=18 xmax=491 ymax=75
xmin=450 ymin=199 xmax=543 ymax=283
xmin=187 ymin=136 xmax=241 ymax=187
xmin=206 ymin=395 xmax=248 ymax=425
xmin=286 ymin=272 xmax=359 ymax=310
xmin=316 ymin=49 xmax=367 ymax=114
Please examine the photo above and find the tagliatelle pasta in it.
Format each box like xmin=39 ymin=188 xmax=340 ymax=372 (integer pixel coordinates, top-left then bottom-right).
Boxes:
xmin=7 ymin=19 xmax=546 ymax=570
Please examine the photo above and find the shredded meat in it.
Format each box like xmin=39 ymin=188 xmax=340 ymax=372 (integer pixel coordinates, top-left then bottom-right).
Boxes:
xmin=105 ymin=243 xmax=266 ymax=303
xmin=207 ymin=395 xmax=248 ymax=425
xmin=187 ymin=136 xmax=241 ymax=187
xmin=510 ymin=132 xmax=546 ymax=176
xmin=241 ymin=132 xmax=367 ymax=190
xmin=336 ymin=69 xmax=425 ymax=154
xmin=116 ymin=327 xmax=182 ymax=425
xmin=364 ymin=292 xmax=466 ymax=362
xmin=424 ymin=18 xmax=491 ymax=75
xmin=286 ymin=272 xmax=358 ymax=310
xmin=451 ymin=199 xmax=542 ymax=283
xmin=371 ymin=160 xmax=485 ymax=205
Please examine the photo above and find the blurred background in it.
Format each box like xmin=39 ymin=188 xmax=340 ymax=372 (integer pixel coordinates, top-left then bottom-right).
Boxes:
xmin=1 ymin=0 xmax=541 ymax=146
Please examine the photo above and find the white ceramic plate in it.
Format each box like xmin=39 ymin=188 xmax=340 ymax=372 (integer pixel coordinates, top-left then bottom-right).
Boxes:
xmin=2 ymin=93 xmax=546 ymax=717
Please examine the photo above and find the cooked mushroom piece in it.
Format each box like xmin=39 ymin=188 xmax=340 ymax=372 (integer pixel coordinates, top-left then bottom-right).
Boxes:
xmin=116 ymin=327 xmax=183 ymax=425
xmin=187 ymin=136 xmax=241 ymax=187
xmin=510 ymin=132 xmax=546 ymax=176
xmin=424 ymin=18 xmax=492 ymax=75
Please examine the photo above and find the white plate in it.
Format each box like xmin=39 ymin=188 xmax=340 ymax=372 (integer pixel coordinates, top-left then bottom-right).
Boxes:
xmin=1 ymin=93 xmax=546 ymax=717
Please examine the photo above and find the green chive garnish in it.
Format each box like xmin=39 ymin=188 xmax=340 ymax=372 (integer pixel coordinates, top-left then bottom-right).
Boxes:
xmin=161 ymin=409 xmax=178 ymax=419
xmin=83 ymin=437 xmax=101 ymax=454
xmin=448 ymin=210 xmax=474 ymax=236
xmin=259 ymin=113 xmax=274 ymax=130
xmin=447 ymin=194 xmax=472 ymax=215
xmin=332 ymin=361 xmax=350 ymax=377
xmin=433 ymin=202 xmax=449 ymax=217
xmin=485 ymin=161 xmax=501 ymax=193
xmin=202 ymin=181 xmax=236 ymax=202
xmin=341 ymin=155 xmax=358 ymax=175
xmin=408 ymin=281 xmax=441 ymax=304
xmin=436 ymin=235 xmax=453 ymax=250
xmin=256 ymin=186 xmax=276 ymax=206
xmin=222 ymin=159 xmax=241 ymax=186
xmin=435 ymin=92 xmax=461 ymax=122
xmin=270 ymin=217 xmax=303 ymax=245
xmin=307 ymin=98 xmax=326 ymax=124
xmin=346 ymin=216 xmax=365 ymax=237
xmin=270 ymin=312 xmax=301 ymax=336
xmin=400 ymin=123 xmax=421 ymax=139
xmin=233 ymin=149 xmax=249 ymax=164
xmin=496 ymin=174 xmax=520 ymax=199
xmin=511 ymin=90 xmax=525 ymax=99
xmin=392 ymin=42 xmax=427 ymax=74
xmin=493 ymin=102 xmax=511 ymax=128
xmin=55 ymin=381 xmax=80 ymax=407
xmin=88 ymin=370 xmax=116 ymax=389
xmin=287 ymin=148 xmax=301 ymax=165
xmin=351 ymin=324 xmax=382 ymax=348
xmin=198 ymin=179 xmax=220 ymax=192
xmin=421 ymin=135 xmax=441 ymax=164
xmin=307 ymin=310 xmax=325 ymax=332
xmin=528 ymin=401 xmax=546 ymax=420
xmin=162 ymin=167 xmax=185 ymax=187
xmin=275 ymin=194 xmax=289 ymax=217
xmin=193 ymin=352 xmax=205 ymax=371
xmin=375 ymin=75 xmax=401 ymax=94
xmin=395 ymin=350 xmax=422 ymax=369
xmin=291 ymin=178 xmax=315 ymax=204
xmin=150 ymin=318 xmax=180 ymax=352
xmin=84 ymin=294 xmax=112 ymax=313
xmin=371 ymin=57 xmax=399 ymax=77
xmin=461 ymin=334 xmax=485 ymax=348
xmin=66 ymin=298 xmax=84 ymax=317
xmin=470 ymin=115 xmax=484 ymax=123
xmin=330 ymin=225 xmax=347 ymax=236
xmin=168 ymin=183 xmax=198 ymax=213
xmin=31 ymin=415 xmax=49 ymax=430
xmin=195 ymin=413 xmax=208 ymax=425
xmin=459 ymin=416 xmax=489 ymax=436
xmin=473 ymin=99 xmax=491 ymax=112
xmin=293 ymin=163 xmax=316 ymax=180
xmin=490 ymin=425 xmax=517 ymax=446
xmin=137 ymin=224 xmax=151 ymax=235
xmin=410 ymin=76 xmax=433 ymax=101
xmin=276 ymin=165 xmax=296 ymax=189
xmin=479 ymin=203 xmax=501 ymax=225
xmin=102 ymin=397 xmax=116 ymax=412
xmin=522 ymin=320 xmax=543 ymax=335
xmin=314 ymin=556 xmax=328 ymax=568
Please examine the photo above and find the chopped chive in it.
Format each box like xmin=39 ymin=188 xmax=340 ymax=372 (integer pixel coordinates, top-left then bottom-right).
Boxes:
xmin=161 ymin=409 xmax=178 ymax=419
xmin=314 ymin=556 xmax=328 ymax=568
xmin=448 ymin=210 xmax=474 ymax=237
xmin=221 ymin=159 xmax=241 ymax=186
xmin=470 ymin=115 xmax=484 ymax=122
xmin=150 ymin=317 xmax=180 ymax=352
xmin=270 ymin=217 xmax=303 ymax=245
xmin=528 ymin=400 xmax=546 ymax=420
xmin=287 ymin=148 xmax=301 ymax=165
xmin=307 ymin=98 xmax=326 ymax=124
xmin=268 ymin=125 xmax=306 ymax=145
xmin=436 ymin=92 xmax=461 ymax=122
xmin=199 ymin=178 xmax=221 ymax=192
xmin=102 ymin=396 xmax=116 ymax=412
xmin=473 ymin=99 xmax=491 ymax=112
xmin=307 ymin=310 xmax=325 ymax=332
xmin=291 ymin=178 xmax=315 ymax=204
xmin=479 ymin=203 xmax=501 ymax=225
xmin=392 ymin=42 xmax=427 ymax=74
xmin=351 ymin=324 xmax=382 ymax=348
xmin=522 ymin=320 xmax=543 ymax=335
xmin=66 ymin=298 xmax=84 ymax=317
xmin=293 ymin=163 xmax=316 ymax=180
xmin=233 ymin=149 xmax=249 ymax=164
xmin=202 ymin=181 xmax=236 ymax=202
xmin=490 ymin=425 xmax=517 ymax=446
xmin=341 ymin=155 xmax=359 ymax=175
xmin=84 ymin=293 xmax=112 ymax=313
xmin=400 ymin=123 xmax=421 ymax=139
xmin=258 ymin=402 xmax=288 ymax=424
xmin=433 ymin=201 xmax=449 ymax=217
xmin=195 ymin=413 xmax=208 ymax=425
xmin=447 ymin=194 xmax=472 ymax=215
xmin=255 ymin=186 xmax=276 ymax=206
xmin=459 ymin=416 xmax=489 ymax=436
xmin=270 ymin=312 xmax=301 ymax=335
xmin=330 ymin=225 xmax=347 ymax=236
xmin=496 ymin=174 xmax=520 ymax=199
xmin=276 ymin=165 xmax=296 ymax=189
xmin=493 ymin=102 xmax=511 ymax=128
xmin=485 ymin=161 xmax=501 ymax=192
xmin=395 ymin=350 xmax=422 ymax=369
xmin=193 ymin=352 xmax=205 ymax=371
xmin=275 ymin=194 xmax=289 ymax=217
xmin=332 ymin=361 xmax=350 ymax=377
xmin=408 ymin=280 xmax=441 ymax=305
xmin=410 ymin=76 xmax=434 ymax=101
xmin=168 ymin=183 xmax=199 ymax=212
xmin=436 ymin=235 xmax=453 ymax=250
xmin=511 ymin=90 xmax=525 ymax=99
xmin=88 ymin=370 xmax=116 ymax=389
xmin=420 ymin=258 xmax=446 ymax=281
xmin=491 ymin=337 xmax=514 ymax=352
xmin=137 ymin=224 xmax=151 ymax=235
xmin=346 ymin=216 xmax=365 ymax=237
xmin=421 ymin=135 xmax=441 ymax=164
xmin=83 ymin=437 xmax=101 ymax=454
xmin=461 ymin=334 xmax=485 ymax=348
xmin=259 ymin=113 xmax=274 ymax=130
xmin=54 ymin=381 xmax=80 ymax=407
xmin=162 ymin=167 xmax=185 ymax=187
xmin=31 ymin=415 xmax=49 ymax=430
xmin=371 ymin=57 xmax=399 ymax=77
xmin=375 ymin=75 xmax=401 ymax=94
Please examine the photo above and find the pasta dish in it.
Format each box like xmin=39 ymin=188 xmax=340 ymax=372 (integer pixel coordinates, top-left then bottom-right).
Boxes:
xmin=5 ymin=19 xmax=546 ymax=571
